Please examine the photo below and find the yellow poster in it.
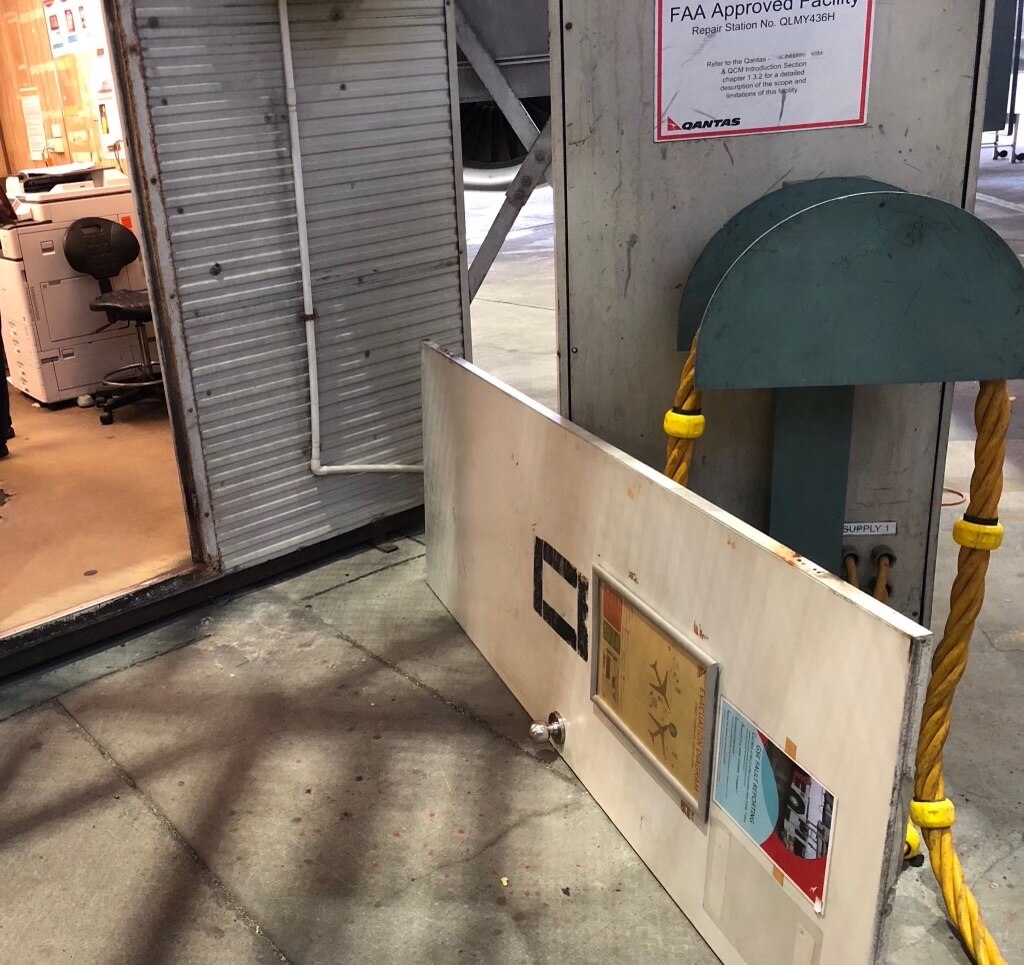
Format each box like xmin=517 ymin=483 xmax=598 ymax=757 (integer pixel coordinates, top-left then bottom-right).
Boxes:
xmin=596 ymin=580 xmax=711 ymax=801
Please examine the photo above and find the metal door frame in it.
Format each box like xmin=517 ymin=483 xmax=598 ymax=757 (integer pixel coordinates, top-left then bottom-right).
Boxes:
xmin=0 ymin=2 xmax=224 ymax=668
xmin=0 ymin=0 xmax=473 ymax=670
xmin=102 ymin=0 xmax=220 ymax=570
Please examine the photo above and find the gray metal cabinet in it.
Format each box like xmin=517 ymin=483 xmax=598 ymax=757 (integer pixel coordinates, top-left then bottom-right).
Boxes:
xmin=113 ymin=0 xmax=468 ymax=571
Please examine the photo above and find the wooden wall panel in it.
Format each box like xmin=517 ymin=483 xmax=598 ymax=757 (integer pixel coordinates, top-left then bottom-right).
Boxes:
xmin=423 ymin=345 xmax=931 ymax=965
xmin=0 ymin=4 xmax=34 ymax=175
xmin=0 ymin=0 xmax=105 ymax=175
xmin=54 ymin=51 xmax=104 ymax=162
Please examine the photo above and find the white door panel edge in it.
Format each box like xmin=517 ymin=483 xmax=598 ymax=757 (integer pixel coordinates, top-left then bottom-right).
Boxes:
xmin=422 ymin=342 xmax=930 ymax=965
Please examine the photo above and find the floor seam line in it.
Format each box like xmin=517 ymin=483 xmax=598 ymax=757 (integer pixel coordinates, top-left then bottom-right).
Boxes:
xmin=0 ymin=546 xmax=428 ymax=722
xmin=296 ymin=613 xmax=579 ymax=787
xmin=52 ymin=698 xmax=297 ymax=965
xmin=297 ymin=550 xmax=426 ymax=602
xmin=0 ymin=634 xmax=209 ymax=725
xmin=473 ymin=296 xmax=556 ymax=311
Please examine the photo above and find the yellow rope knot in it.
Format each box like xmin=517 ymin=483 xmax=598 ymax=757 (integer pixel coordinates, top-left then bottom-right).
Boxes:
xmin=953 ymin=517 xmax=1004 ymax=551
xmin=663 ymin=409 xmax=705 ymax=440
xmin=903 ymin=821 xmax=922 ymax=859
xmin=909 ymin=797 xmax=956 ymax=830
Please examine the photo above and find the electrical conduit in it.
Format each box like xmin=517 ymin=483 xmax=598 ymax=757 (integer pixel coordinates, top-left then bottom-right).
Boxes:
xmin=278 ymin=0 xmax=423 ymax=476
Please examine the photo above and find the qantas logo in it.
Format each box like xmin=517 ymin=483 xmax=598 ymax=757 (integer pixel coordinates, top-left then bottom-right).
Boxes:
xmin=667 ymin=116 xmax=741 ymax=131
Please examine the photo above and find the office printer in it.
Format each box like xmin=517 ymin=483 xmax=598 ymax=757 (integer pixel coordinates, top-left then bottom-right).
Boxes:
xmin=0 ymin=165 xmax=149 ymax=404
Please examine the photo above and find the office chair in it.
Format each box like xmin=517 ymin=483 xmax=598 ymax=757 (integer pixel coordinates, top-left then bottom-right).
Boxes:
xmin=64 ymin=217 xmax=163 ymax=425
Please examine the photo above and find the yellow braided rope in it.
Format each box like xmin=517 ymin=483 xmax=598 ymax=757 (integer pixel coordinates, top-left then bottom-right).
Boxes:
xmin=912 ymin=379 xmax=1010 ymax=965
xmin=663 ymin=339 xmax=1009 ymax=965
xmin=664 ymin=333 xmax=702 ymax=486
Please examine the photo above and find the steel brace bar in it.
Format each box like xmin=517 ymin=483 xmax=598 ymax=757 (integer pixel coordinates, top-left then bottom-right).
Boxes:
xmin=453 ymin=2 xmax=551 ymax=298
xmin=452 ymin=4 xmax=540 ymax=150
xmin=468 ymin=121 xmax=552 ymax=299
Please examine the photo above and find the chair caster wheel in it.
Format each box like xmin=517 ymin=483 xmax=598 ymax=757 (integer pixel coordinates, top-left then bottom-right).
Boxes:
xmin=100 ymin=412 xmax=114 ymax=425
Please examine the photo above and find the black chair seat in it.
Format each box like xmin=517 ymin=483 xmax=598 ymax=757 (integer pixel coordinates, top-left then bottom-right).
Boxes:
xmin=89 ymin=289 xmax=152 ymax=322
xmin=64 ymin=217 xmax=164 ymax=424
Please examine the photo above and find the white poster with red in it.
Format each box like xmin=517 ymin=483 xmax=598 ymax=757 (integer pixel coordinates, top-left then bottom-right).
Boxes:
xmin=713 ymin=699 xmax=836 ymax=911
xmin=42 ymin=0 xmax=99 ymax=58
xmin=655 ymin=0 xmax=874 ymax=142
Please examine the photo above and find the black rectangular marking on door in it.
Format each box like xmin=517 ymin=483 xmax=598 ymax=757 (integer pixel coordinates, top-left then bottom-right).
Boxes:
xmin=533 ymin=537 xmax=589 ymax=660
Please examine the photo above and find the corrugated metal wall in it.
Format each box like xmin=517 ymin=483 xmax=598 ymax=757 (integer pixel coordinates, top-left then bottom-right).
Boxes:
xmin=288 ymin=0 xmax=466 ymax=470
xmin=130 ymin=0 xmax=467 ymax=570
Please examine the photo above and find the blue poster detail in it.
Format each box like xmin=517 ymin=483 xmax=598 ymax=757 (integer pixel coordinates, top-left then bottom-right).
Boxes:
xmin=713 ymin=701 xmax=779 ymax=841
xmin=711 ymin=698 xmax=836 ymax=910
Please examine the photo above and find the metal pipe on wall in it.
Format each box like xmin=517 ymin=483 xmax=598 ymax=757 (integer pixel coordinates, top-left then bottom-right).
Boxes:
xmin=277 ymin=0 xmax=424 ymax=476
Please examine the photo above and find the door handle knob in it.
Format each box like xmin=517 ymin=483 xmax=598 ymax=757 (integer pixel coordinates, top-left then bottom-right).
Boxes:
xmin=529 ymin=712 xmax=566 ymax=746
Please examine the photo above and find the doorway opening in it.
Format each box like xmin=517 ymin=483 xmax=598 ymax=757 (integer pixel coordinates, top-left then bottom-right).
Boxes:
xmin=0 ymin=0 xmax=197 ymax=638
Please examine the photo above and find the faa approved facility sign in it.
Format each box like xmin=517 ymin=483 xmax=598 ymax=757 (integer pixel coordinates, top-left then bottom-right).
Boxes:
xmin=656 ymin=0 xmax=874 ymax=141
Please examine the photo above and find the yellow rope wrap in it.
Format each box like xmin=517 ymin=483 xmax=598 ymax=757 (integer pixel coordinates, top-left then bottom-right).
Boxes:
xmin=664 ymin=333 xmax=703 ymax=486
xmin=663 ymin=336 xmax=1010 ymax=965
xmin=952 ymin=518 xmax=1005 ymax=551
xmin=664 ymin=410 xmax=706 ymax=440
xmin=909 ymin=797 xmax=956 ymax=830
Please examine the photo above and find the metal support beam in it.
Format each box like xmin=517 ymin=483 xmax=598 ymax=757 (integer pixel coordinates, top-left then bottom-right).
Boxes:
xmin=453 ymin=3 xmax=540 ymax=150
xmin=453 ymin=2 xmax=549 ymax=298
xmin=769 ymin=385 xmax=855 ymax=572
xmin=468 ymin=122 xmax=551 ymax=300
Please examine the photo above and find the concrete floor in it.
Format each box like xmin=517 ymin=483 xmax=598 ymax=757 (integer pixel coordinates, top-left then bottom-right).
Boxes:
xmin=465 ymin=187 xmax=559 ymax=410
xmin=0 ymin=391 xmax=193 ymax=635
xmin=0 ymin=166 xmax=1022 ymax=964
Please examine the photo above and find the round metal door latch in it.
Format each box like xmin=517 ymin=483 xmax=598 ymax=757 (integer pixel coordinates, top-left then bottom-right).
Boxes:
xmin=529 ymin=712 xmax=566 ymax=746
